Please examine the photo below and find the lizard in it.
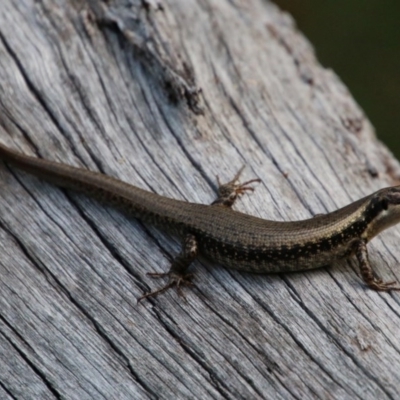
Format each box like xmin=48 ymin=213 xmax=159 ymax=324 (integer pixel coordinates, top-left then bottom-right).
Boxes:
xmin=0 ymin=140 xmax=399 ymax=301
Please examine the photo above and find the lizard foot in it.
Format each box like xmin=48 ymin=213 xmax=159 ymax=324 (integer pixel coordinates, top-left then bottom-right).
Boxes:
xmin=137 ymin=272 xmax=195 ymax=302
xmin=213 ymin=166 xmax=261 ymax=207
xmin=366 ymin=278 xmax=400 ymax=291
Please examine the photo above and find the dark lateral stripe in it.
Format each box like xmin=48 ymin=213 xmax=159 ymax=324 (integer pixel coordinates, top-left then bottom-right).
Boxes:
xmin=198 ymin=195 xmax=386 ymax=264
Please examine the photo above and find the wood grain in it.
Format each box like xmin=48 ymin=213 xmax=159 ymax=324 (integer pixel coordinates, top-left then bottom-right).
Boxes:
xmin=1 ymin=0 xmax=400 ymax=398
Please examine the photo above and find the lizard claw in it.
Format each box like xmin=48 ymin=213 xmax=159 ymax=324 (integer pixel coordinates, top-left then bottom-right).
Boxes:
xmin=366 ymin=278 xmax=400 ymax=291
xmin=137 ymin=272 xmax=194 ymax=302
xmin=213 ymin=166 xmax=261 ymax=207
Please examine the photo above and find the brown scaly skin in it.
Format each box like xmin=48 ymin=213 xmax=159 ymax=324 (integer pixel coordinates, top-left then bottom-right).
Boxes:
xmin=0 ymin=141 xmax=399 ymax=301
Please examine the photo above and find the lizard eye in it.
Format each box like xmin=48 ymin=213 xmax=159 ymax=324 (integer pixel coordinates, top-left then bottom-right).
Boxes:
xmin=385 ymin=190 xmax=400 ymax=206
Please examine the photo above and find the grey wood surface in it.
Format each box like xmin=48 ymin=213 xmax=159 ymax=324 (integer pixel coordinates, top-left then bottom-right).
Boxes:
xmin=1 ymin=0 xmax=400 ymax=399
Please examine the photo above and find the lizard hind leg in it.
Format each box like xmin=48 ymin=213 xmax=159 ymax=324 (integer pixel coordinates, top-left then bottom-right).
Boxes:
xmin=212 ymin=166 xmax=261 ymax=208
xmin=137 ymin=234 xmax=198 ymax=302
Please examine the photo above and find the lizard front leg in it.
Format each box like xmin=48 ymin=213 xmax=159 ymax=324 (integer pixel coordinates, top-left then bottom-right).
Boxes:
xmin=355 ymin=239 xmax=400 ymax=291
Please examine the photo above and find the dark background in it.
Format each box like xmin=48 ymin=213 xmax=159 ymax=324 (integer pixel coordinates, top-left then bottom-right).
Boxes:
xmin=274 ymin=0 xmax=400 ymax=159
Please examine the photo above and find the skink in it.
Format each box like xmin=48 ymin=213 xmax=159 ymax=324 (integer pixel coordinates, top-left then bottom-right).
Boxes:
xmin=0 ymin=141 xmax=399 ymax=300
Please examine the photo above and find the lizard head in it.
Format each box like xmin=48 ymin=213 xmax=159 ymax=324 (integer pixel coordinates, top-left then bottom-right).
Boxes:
xmin=363 ymin=186 xmax=400 ymax=240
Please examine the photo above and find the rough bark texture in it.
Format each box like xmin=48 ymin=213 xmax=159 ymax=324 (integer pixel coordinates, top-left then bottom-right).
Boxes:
xmin=1 ymin=1 xmax=400 ymax=399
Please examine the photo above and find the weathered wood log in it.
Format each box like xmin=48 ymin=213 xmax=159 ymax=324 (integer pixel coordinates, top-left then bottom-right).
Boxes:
xmin=1 ymin=0 xmax=400 ymax=398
